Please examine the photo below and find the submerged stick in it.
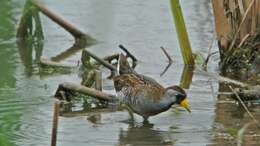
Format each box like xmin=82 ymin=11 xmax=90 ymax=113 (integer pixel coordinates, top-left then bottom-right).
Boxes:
xmin=51 ymin=100 xmax=60 ymax=146
xmin=40 ymin=58 xmax=74 ymax=68
xmin=55 ymin=82 xmax=117 ymax=102
xmin=229 ymin=86 xmax=259 ymax=126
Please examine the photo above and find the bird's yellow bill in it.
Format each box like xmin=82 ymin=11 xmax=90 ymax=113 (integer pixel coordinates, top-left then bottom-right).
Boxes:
xmin=180 ymin=99 xmax=191 ymax=113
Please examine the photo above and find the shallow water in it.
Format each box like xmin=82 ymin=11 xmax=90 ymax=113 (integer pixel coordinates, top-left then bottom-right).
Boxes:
xmin=1 ymin=0 xmax=259 ymax=146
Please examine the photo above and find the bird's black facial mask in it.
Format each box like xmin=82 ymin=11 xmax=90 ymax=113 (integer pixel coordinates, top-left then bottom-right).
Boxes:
xmin=175 ymin=93 xmax=186 ymax=104
xmin=166 ymin=85 xmax=191 ymax=113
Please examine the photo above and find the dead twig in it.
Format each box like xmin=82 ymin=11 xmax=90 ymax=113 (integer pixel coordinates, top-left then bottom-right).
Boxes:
xmin=202 ymin=34 xmax=216 ymax=69
xmin=160 ymin=47 xmax=173 ymax=63
xmin=228 ymin=85 xmax=259 ymax=126
xmin=82 ymin=49 xmax=117 ymax=72
xmin=103 ymin=54 xmax=119 ymax=63
xmin=40 ymin=58 xmax=74 ymax=68
xmin=32 ymin=0 xmax=86 ymax=39
xmin=51 ymin=100 xmax=60 ymax=146
xmin=160 ymin=47 xmax=173 ymax=76
xmin=55 ymin=82 xmax=117 ymax=102
xmin=228 ymin=0 xmax=256 ymax=51
xmin=238 ymin=33 xmax=250 ymax=48
xmin=118 ymin=44 xmax=138 ymax=68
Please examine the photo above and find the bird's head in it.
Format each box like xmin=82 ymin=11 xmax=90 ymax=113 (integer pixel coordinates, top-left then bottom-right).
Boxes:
xmin=165 ymin=85 xmax=191 ymax=113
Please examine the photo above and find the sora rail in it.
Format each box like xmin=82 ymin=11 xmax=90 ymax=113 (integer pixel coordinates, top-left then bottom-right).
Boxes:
xmin=113 ymin=54 xmax=191 ymax=121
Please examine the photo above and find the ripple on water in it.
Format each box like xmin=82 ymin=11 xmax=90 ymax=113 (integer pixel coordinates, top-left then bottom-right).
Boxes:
xmin=0 ymin=94 xmax=52 ymax=146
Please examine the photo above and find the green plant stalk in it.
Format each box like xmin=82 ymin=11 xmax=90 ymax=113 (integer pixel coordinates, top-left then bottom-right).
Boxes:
xmin=170 ymin=0 xmax=194 ymax=65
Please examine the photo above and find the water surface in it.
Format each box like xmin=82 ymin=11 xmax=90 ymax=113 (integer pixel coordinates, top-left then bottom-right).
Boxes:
xmin=2 ymin=0 xmax=254 ymax=146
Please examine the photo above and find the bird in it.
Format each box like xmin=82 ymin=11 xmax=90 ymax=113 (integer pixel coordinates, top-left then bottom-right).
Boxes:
xmin=113 ymin=53 xmax=191 ymax=121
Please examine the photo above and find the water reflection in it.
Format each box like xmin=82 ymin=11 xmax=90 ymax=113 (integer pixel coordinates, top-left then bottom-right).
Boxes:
xmin=179 ymin=66 xmax=194 ymax=89
xmin=17 ymin=0 xmax=91 ymax=77
xmin=0 ymin=1 xmax=22 ymax=146
xmin=118 ymin=122 xmax=174 ymax=146
xmin=212 ymin=83 xmax=260 ymax=146
xmin=184 ymin=0 xmax=214 ymax=51
xmin=1 ymin=0 xmax=219 ymax=145
xmin=17 ymin=39 xmax=43 ymax=76
xmin=17 ymin=0 xmax=44 ymax=76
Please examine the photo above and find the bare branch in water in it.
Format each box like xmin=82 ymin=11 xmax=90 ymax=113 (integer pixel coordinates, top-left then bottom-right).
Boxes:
xmin=228 ymin=85 xmax=259 ymax=126
xmin=51 ymin=100 xmax=60 ymax=146
xmin=55 ymin=82 xmax=117 ymax=102
xmin=160 ymin=47 xmax=173 ymax=76
xmin=160 ymin=63 xmax=172 ymax=77
xmin=82 ymin=49 xmax=117 ymax=73
xmin=160 ymin=47 xmax=173 ymax=64
xmin=203 ymin=35 xmax=216 ymax=69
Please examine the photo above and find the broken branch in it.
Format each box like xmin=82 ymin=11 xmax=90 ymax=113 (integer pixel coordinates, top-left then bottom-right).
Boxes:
xmin=40 ymin=58 xmax=74 ymax=68
xmin=55 ymin=82 xmax=117 ymax=102
xmin=160 ymin=46 xmax=173 ymax=63
xmin=32 ymin=0 xmax=86 ymax=39
xmin=118 ymin=44 xmax=138 ymax=68
xmin=82 ymin=49 xmax=117 ymax=72
xmin=229 ymin=85 xmax=259 ymax=126
xmin=160 ymin=47 xmax=173 ymax=76
xmin=51 ymin=100 xmax=60 ymax=146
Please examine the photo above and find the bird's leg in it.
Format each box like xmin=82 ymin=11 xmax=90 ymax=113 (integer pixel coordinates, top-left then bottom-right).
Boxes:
xmin=121 ymin=103 xmax=135 ymax=122
xmin=143 ymin=116 xmax=149 ymax=124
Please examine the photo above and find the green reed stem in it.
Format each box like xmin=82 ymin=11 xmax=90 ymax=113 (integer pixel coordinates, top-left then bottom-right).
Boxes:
xmin=170 ymin=0 xmax=194 ymax=65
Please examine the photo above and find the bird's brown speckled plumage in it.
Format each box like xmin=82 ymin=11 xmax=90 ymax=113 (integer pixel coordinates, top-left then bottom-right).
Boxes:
xmin=113 ymin=53 xmax=189 ymax=120
xmin=114 ymin=74 xmax=165 ymax=101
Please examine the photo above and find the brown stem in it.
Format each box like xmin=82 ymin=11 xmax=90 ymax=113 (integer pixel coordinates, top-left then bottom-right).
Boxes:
xmin=32 ymin=0 xmax=86 ymax=39
xmin=103 ymin=54 xmax=119 ymax=63
xmin=40 ymin=58 xmax=73 ymax=68
xmin=55 ymin=82 xmax=117 ymax=102
xmin=82 ymin=49 xmax=117 ymax=72
xmin=160 ymin=47 xmax=173 ymax=76
xmin=51 ymin=100 xmax=60 ymax=146
xmin=228 ymin=0 xmax=256 ymax=51
xmin=94 ymin=70 xmax=102 ymax=91
xmin=118 ymin=44 xmax=138 ymax=68
xmin=160 ymin=47 xmax=173 ymax=63
xmin=202 ymin=35 xmax=215 ymax=69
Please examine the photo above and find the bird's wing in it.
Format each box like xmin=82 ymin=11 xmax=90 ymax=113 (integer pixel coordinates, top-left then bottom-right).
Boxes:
xmin=113 ymin=74 xmax=165 ymax=101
